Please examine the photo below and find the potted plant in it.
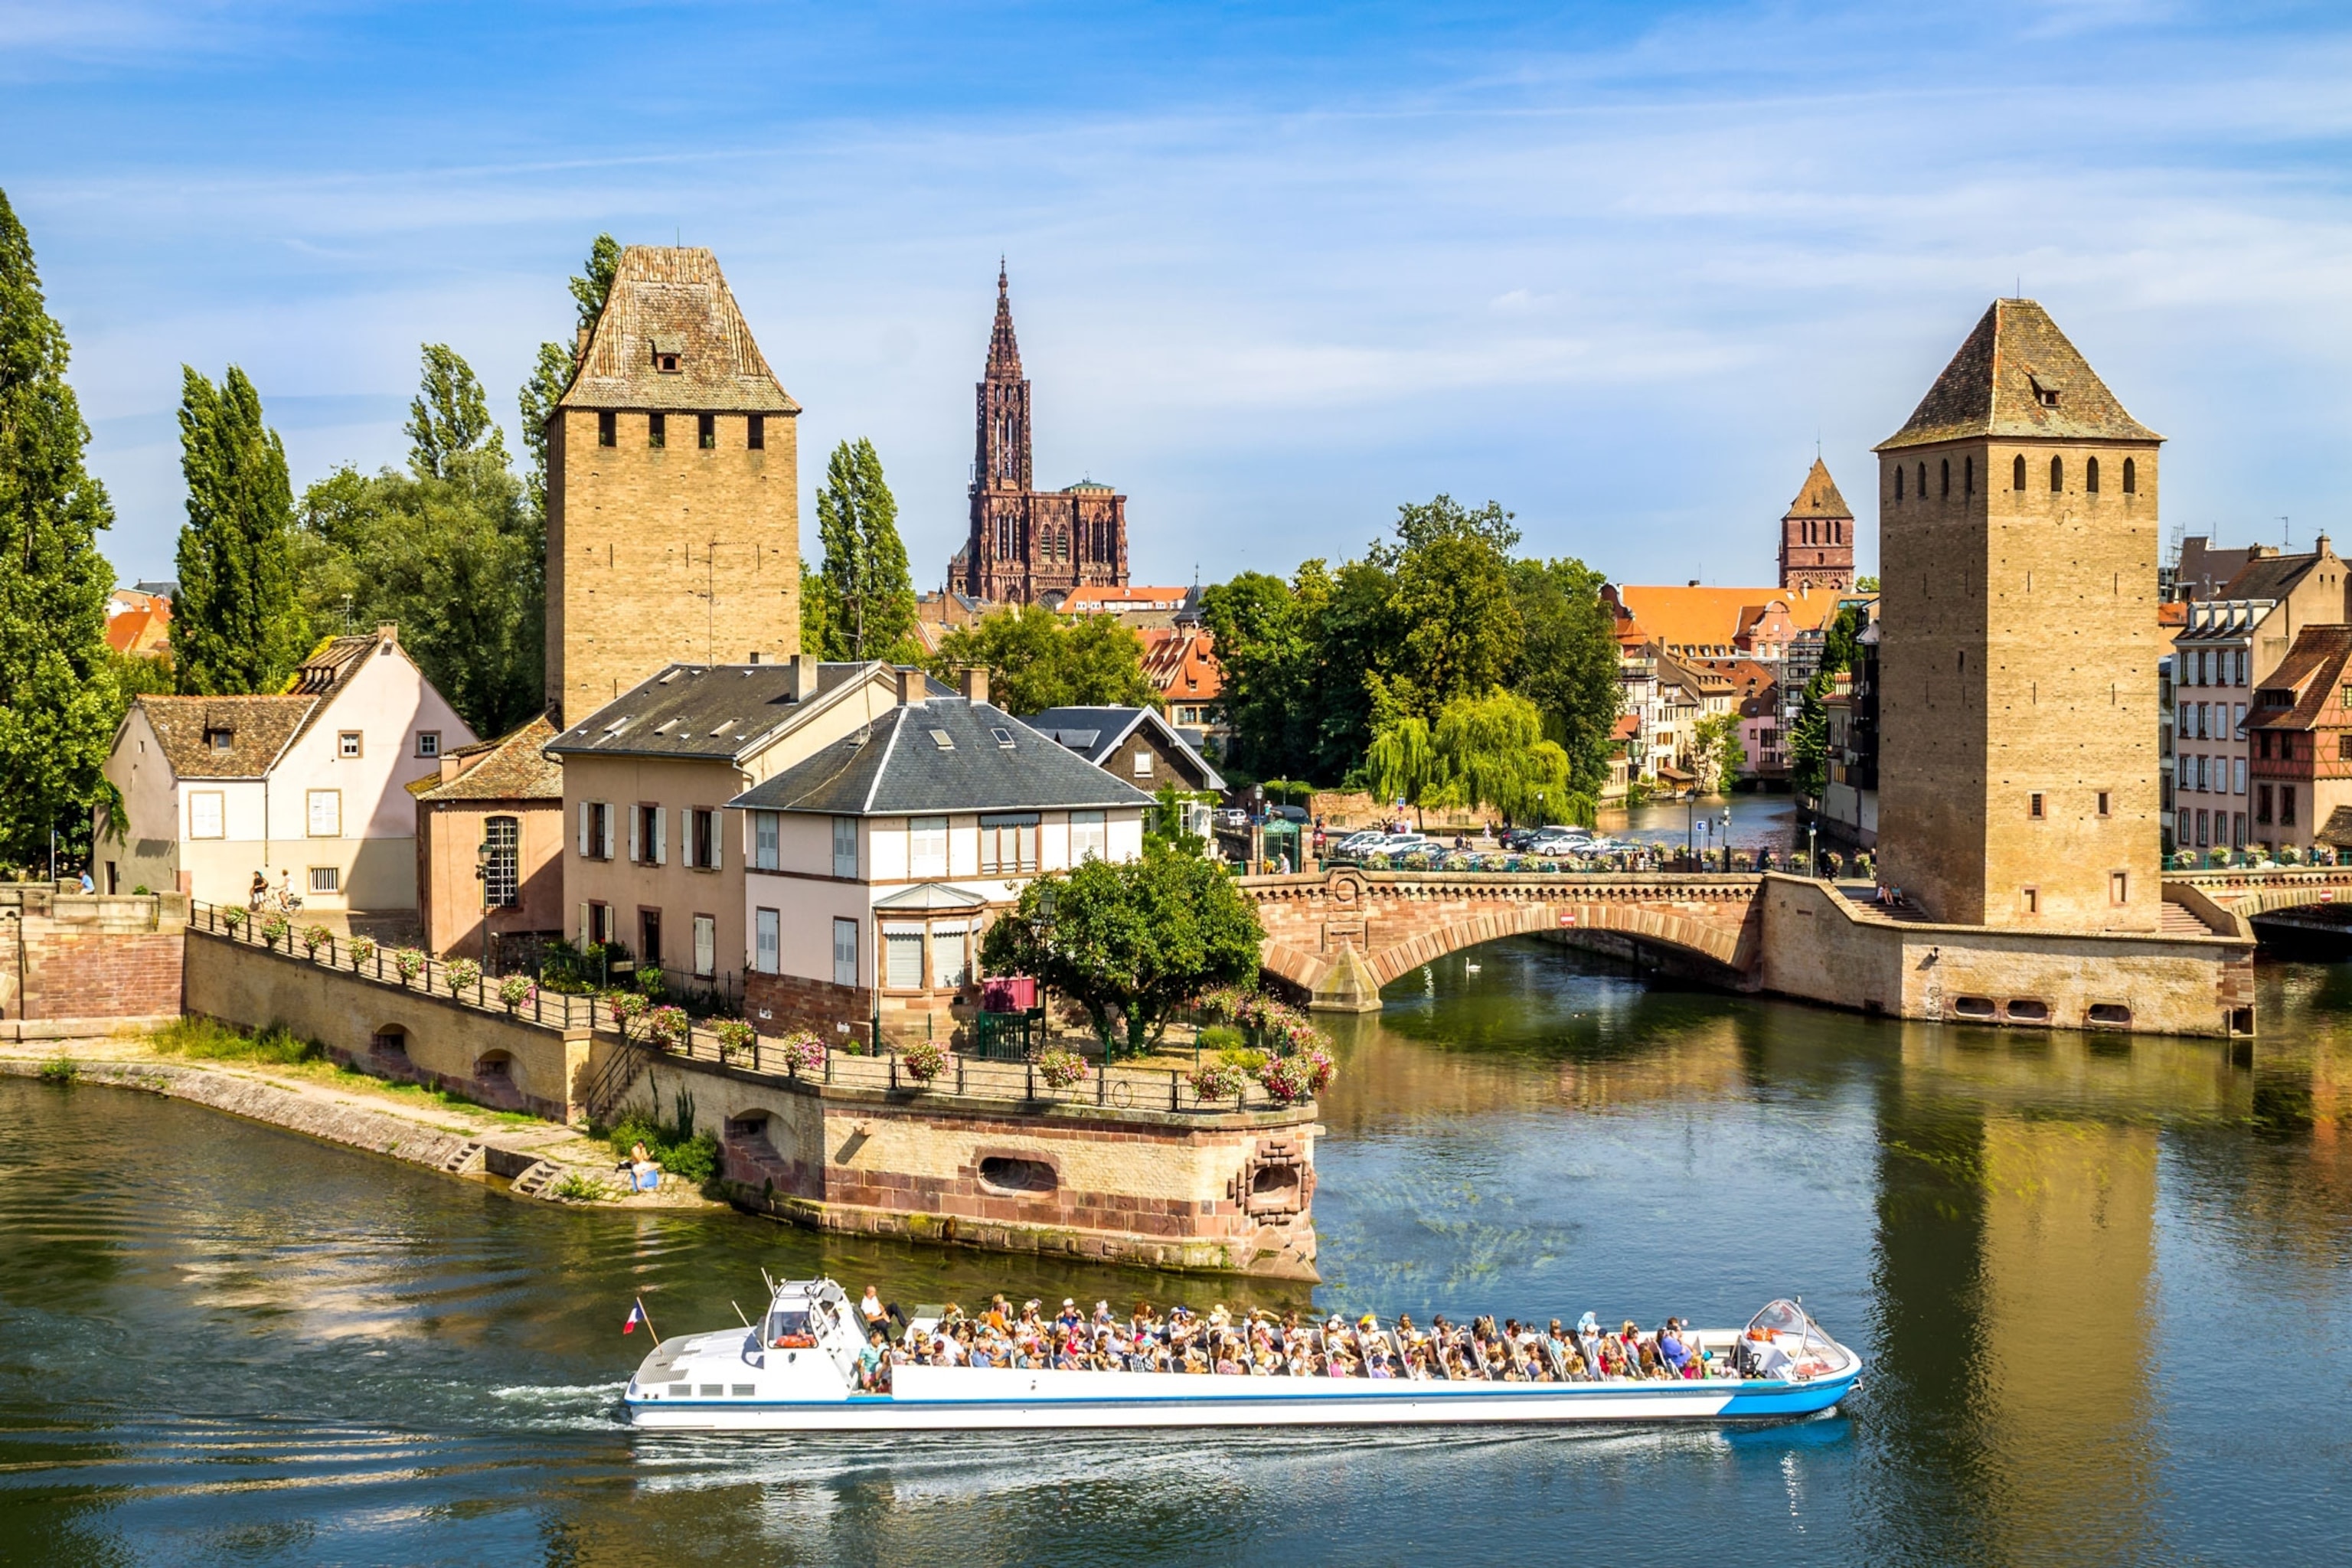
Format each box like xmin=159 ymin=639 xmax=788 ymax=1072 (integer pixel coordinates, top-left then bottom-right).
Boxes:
xmin=1037 ymin=1047 xmax=1089 ymax=1092
xmin=901 ymin=1038 xmax=949 ymax=1084
xmin=778 ymin=1031 xmax=827 ymax=1074
xmin=260 ymin=913 xmax=289 ymax=949
xmin=446 ymin=957 xmax=482 ymax=995
xmin=713 ymin=1018 xmax=756 ymax=1063
xmin=497 ymin=974 xmax=537 ymax=1014
xmin=221 ymin=906 xmax=247 ymax=936
xmin=1258 ymin=1054 xmax=1312 ymax=1105
xmin=1187 ymin=1060 xmax=1247 ymax=1102
xmin=606 ymin=990 xmax=649 ymax=1040
xmin=348 ymin=934 xmax=377 ymax=971
xmin=645 ymin=1004 xmax=688 ymax=1050
xmin=302 ymin=924 xmax=329 ymax=959
xmin=391 ymin=947 xmax=425 ymax=986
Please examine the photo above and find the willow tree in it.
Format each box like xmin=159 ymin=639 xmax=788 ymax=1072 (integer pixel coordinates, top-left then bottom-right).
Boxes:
xmin=0 ymin=187 xmax=120 ymax=865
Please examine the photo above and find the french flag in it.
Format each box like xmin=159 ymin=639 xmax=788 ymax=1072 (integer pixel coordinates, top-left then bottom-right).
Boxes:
xmin=623 ymin=1300 xmax=648 ymax=1335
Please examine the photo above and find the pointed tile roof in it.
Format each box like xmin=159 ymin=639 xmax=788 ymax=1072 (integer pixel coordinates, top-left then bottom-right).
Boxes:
xmin=986 ymin=261 xmax=1022 ymax=377
xmin=408 ymin=714 xmax=564 ymax=802
xmin=557 ymin=246 xmax=799 ymax=414
xmin=1783 ymin=458 xmax=1851 ymax=521
xmin=1877 ymin=299 xmax=2160 ymax=452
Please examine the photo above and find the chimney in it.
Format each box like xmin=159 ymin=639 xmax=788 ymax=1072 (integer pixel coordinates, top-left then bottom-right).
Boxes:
xmin=959 ymin=665 xmax=989 ymax=704
xmin=789 ymin=653 xmax=821 ymax=701
xmin=897 ymin=667 xmax=927 ymax=707
xmin=575 ymin=325 xmax=590 ymax=361
xmin=2319 ymin=533 xmax=2333 ymax=558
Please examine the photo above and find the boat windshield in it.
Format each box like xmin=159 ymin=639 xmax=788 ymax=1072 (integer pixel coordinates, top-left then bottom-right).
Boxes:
xmin=1747 ymin=1300 xmax=1808 ymax=1339
xmin=767 ymin=1307 xmax=816 ymax=1348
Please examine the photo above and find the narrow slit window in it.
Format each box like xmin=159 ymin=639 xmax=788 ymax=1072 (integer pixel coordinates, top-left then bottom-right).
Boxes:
xmin=2086 ymin=456 xmax=2100 ymax=493
xmin=2122 ymin=456 xmax=2137 ymax=494
xmin=2050 ymin=456 xmax=2063 ymax=492
xmin=597 ymin=410 xmax=616 ymax=447
xmin=2014 ymin=454 xmax=2027 ymax=491
xmin=747 ymin=413 xmax=765 ymax=451
xmin=2030 ymin=792 xmax=2045 ymax=819
xmin=648 ymin=412 xmax=666 ymax=449
xmin=698 ymin=413 xmax=715 ymax=449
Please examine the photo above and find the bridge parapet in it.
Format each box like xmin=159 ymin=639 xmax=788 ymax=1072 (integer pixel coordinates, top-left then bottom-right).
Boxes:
xmin=2174 ymin=867 xmax=2352 ymax=921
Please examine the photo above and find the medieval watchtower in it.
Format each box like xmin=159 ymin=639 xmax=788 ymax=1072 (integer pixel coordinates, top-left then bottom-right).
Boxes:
xmin=544 ymin=246 xmax=801 ymax=723
xmin=1874 ymin=299 xmax=2162 ymax=931
xmin=1779 ymin=458 xmax=1856 ymax=593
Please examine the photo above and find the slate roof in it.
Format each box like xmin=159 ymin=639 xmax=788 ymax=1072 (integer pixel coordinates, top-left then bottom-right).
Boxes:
xmin=546 ymin=661 xmax=946 ymax=764
xmin=1878 ymin=298 xmax=2161 ymax=452
xmin=1021 ymin=704 xmax=1226 ymax=790
xmin=557 ymin=246 xmax=799 ymax=415
xmin=729 ymin=697 xmax=1156 ymax=817
xmin=2218 ymin=547 xmax=2337 ymax=606
xmin=1782 ymin=458 xmax=1852 ymax=521
xmin=133 ymin=632 xmax=387 ymax=779
xmin=409 ymin=714 xmax=564 ymax=802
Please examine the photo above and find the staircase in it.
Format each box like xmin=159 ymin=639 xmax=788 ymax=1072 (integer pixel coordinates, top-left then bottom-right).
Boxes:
xmin=439 ymin=1140 xmax=486 ymax=1175
xmin=510 ymin=1159 xmax=560 ymax=1198
xmin=582 ymin=1039 xmax=651 ymax=1126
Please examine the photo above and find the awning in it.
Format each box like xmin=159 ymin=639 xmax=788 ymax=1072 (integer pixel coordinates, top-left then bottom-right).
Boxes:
xmin=873 ymin=882 xmax=990 ymax=912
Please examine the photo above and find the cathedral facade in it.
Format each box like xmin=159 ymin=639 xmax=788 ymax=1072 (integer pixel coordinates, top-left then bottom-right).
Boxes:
xmin=950 ymin=268 xmax=1129 ymax=605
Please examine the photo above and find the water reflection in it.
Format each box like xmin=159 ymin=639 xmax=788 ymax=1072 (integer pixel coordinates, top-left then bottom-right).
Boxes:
xmin=2 ymin=941 xmax=2350 ymax=1563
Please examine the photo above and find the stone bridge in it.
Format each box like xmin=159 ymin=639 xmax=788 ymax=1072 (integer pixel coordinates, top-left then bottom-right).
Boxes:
xmin=1239 ymin=867 xmax=1766 ymax=1011
xmin=2170 ymin=866 xmax=2352 ymax=928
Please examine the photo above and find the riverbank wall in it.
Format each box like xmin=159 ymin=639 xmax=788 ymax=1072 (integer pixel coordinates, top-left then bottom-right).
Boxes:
xmin=2 ymin=885 xmax=186 ymax=1027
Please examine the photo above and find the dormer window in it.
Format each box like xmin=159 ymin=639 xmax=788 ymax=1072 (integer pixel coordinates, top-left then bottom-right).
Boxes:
xmin=930 ymin=729 xmax=955 ymax=750
xmin=651 ymin=334 xmax=684 ymax=374
xmin=206 ymin=727 xmax=234 ymax=751
xmin=2030 ymin=372 xmax=2063 ymax=409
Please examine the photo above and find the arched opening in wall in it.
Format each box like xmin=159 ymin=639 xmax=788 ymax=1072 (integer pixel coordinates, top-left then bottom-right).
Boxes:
xmin=1917 ymin=462 xmax=1927 ymax=498
xmin=2004 ymin=998 xmax=2050 ymax=1023
xmin=2122 ymin=457 xmax=2137 ymax=494
xmin=978 ymin=1155 xmax=1057 ymax=1194
xmin=724 ymin=1110 xmax=780 ymax=1159
xmin=2086 ymin=1003 xmax=2132 ymax=1028
xmin=1251 ymin=1164 xmax=1301 ymax=1206
xmin=2050 ymin=456 xmax=2064 ymax=492
xmin=2086 ymin=456 xmax=2101 ymax=494
xmin=1965 ymin=456 xmax=1975 ymax=495
xmin=474 ymin=1050 xmax=514 ymax=1083
xmin=2014 ymin=455 xmax=2027 ymax=490
xmin=1895 ymin=467 xmax=1905 ymax=501
xmin=1940 ymin=458 xmax=1950 ymax=497
xmin=1953 ymin=995 xmax=1998 ymax=1019
xmin=370 ymin=1025 xmax=408 ymax=1060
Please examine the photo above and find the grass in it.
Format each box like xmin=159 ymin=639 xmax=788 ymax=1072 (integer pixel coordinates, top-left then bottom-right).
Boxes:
xmin=38 ymin=1057 xmax=78 ymax=1085
xmin=151 ymin=1016 xmax=324 ymax=1065
xmin=547 ymin=1170 xmax=617 ymax=1203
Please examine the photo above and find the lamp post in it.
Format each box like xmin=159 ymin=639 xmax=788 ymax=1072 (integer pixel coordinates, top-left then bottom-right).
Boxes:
xmin=475 ymin=838 xmax=492 ymax=974
xmin=1720 ymin=805 xmax=1733 ymax=873
xmin=1807 ymin=823 xmax=1818 ymax=880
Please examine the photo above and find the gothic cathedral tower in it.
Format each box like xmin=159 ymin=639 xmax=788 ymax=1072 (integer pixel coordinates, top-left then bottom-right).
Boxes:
xmin=1874 ymin=299 xmax=2161 ymax=931
xmin=1779 ymin=458 xmax=1856 ymax=593
xmin=544 ymin=247 xmax=801 ymax=723
xmin=954 ymin=266 xmax=1129 ymax=604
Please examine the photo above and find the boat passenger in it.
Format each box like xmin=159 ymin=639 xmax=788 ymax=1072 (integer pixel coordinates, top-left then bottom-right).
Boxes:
xmin=858 ymin=1332 xmax=886 ymax=1390
xmin=1057 ymin=1298 xmax=1083 ymax=1334
xmin=1658 ymin=1322 xmax=1691 ymax=1375
xmin=860 ymin=1285 xmax=890 ymax=1336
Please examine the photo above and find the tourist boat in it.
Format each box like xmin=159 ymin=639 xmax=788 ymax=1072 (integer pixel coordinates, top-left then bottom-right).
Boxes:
xmin=622 ymin=1279 xmax=1864 ymax=1432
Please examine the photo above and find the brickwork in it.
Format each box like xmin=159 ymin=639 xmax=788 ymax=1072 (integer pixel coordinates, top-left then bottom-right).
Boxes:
xmin=0 ymin=889 xmax=188 ymax=1022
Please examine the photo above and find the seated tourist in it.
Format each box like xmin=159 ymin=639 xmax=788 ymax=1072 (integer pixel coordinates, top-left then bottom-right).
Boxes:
xmin=1658 ymin=1321 xmax=1691 ymax=1374
xmin=1056 ymin=1299 xmax=1083 ymax=1334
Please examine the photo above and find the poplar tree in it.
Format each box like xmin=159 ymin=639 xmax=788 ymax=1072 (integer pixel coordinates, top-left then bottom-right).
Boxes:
xmin=0 ymin=187 xmax=120 ymax=866
xmin=406 ymin=343 xmax=505 ymax=480
xmin=173 ymin=366 xmax=309 ymax=694
xmin=808 ymin=437 xmax=919 ymax=662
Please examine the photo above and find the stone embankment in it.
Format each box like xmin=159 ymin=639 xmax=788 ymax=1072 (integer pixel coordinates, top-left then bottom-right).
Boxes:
xmin=0 ymin=1041 xmax=716 ymax=1210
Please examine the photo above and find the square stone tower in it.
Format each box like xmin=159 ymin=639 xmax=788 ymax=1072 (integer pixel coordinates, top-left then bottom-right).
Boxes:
xmin=545 ymin=247 xmax=801 ymax=724
xmin=1779 ymin=457 xmax=1857 ymax=593
xmin=1874 ymin=299 xmax=2162 ymax=931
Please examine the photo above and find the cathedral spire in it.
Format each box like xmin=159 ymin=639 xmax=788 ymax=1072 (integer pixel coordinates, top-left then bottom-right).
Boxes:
xmin=988 ymin=260 xmax=1022 ymax=377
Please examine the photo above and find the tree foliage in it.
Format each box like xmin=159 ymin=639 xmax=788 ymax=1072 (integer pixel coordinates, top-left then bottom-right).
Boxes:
xmin=1367 ymin=689 xmax=1583 ymax=825
xmin=805 ymin=438 xmax=920 ymax=662
xmin=1200 ymin=493 xmax=1619 ymax=789
xmin=292 ymin=345 xmax=544 ymax=735
xmin=978 ymin=846 xmax=1263 ymax=1057
xmin=929 ymin=604 xmax=1154 ymax=714
xmin=172 ymin=365 xmax=309 ymax=694
xmin=1789 ymin=605 xmax=1867 ymax=798
xmin=1691 ymin=710 xmax=1747 ymax=792
xmin=0 ymin=187 xmax=122 ymax=865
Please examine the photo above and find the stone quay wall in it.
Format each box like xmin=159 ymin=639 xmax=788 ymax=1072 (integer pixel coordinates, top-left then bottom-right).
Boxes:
xmin=0 ymin=886 xmax=187 ymax=1029
xmin=609 ymin=1052 xmax=1321 ymax=1279
xmin=184 ymin=929 xmax=596 ymax=1121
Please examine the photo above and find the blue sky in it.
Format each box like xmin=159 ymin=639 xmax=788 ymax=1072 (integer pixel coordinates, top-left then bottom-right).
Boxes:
xmin=8 ymin=1 xmax=2352 ymax=590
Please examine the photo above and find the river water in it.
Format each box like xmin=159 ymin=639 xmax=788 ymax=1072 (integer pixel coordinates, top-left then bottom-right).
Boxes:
xmin=5 ymin=946 xmax=2349 ymax=1566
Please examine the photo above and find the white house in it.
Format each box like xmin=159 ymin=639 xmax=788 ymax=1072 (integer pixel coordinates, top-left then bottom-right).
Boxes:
xmin=727 ymin=688 xmax=1154 ymax=1038
xmin=100 ymin=625 xmax=475 ymax=915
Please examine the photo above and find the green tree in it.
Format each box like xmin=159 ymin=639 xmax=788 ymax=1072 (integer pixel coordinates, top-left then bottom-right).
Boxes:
xmin=930 ymin=604 xmax=1153 ymax=714
xmin=1364 ymin=713 xmax=1443 ymax=823
xmin=407 ymin=343 xmax=507 ymax=481
xmin=1691 ymin=710 xmax=1747 ymax=792
xmin=1433 ymin=689 xmax=1578 ymax=825
xmin=806 ymin=438 xmax=919 ymax=661
xmin=1788 ymin=606 xmax=1867 ymax=798
xmin=173 ymin=365 xmax=308 ymax=694
xmin=978 ymin=846 xmax=1263 ymax=1057
xmin=1144 ymin=780 xmax=1212 ymax=857
xmin=0 ymin=188 xmax=122 ymax=867
xmin=1854 ymin=574 xmax=1880 ymax=593
xmin=518 ymin=234 xmax=619 ymax=518
xmin=292 ymin=345 xmax=544 ymax=734
xmin=1508 ymin=556 xmax=1622 ymax=792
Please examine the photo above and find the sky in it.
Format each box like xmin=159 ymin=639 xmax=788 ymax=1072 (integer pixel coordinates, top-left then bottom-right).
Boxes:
xmin=7 ymin=1 xmax=2352 ymax=592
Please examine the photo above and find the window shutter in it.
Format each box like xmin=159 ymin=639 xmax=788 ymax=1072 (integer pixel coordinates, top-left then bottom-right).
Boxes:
xmin=680 ymin=807 xmax=692 ymax=868
xmin=578 ymin=802 xmax=590 ymax=857
xmin=599 ymin=806 xmax=613 ymax=861
xmin=629 ymin=807 xmax=641 ymax=863
xmin=653 ymin=808 xmax=666 ymax=866
xmin=710 ymin=811 xmax=721 ymax=870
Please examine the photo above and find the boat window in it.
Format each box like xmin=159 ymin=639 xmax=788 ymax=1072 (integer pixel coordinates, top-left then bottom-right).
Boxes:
xmin=766 ymin=1307 xmax=817 ymax=1348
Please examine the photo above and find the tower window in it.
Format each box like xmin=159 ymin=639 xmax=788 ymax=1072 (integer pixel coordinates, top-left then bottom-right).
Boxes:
xmin=1940 ymin=458 xmax=1950 ymax=497
xmin=648 ymin=413 xmax=666 ymax=449
xmin=2014 ymin=454 xmax=2027 ymax=491
xmin=2110 ymin=871 xmax=2128 ymax=905
xmin=2086 ymin=456 xmax=2100 ymax=493
xmin=2029 ymin=792 xmax=2045 ymax=819
xmin=698 ymin=413 xmax=716 ymax=449
xmin=1895 ymin=467 xmax=1905 ymax=501
xmin=1965 ymin=456 xmax=1974 ymax=496
xmin=747 ymin=414 xmax=765 ymax=451
xmin=597 ymin=410 xmax=616 ymax=447
xmin=2122 ymin=456 xmax=2136 ymax=494
xmin=2050 ymin=456 xmax=2063 ymax=492
xmin=2097 ymin=790 xmax=2111 ymax=816
xmin=1917 ymin=462 xmax=1926 ymax=498
xmin=2037 ymin=387 xmax=2059 ymax=408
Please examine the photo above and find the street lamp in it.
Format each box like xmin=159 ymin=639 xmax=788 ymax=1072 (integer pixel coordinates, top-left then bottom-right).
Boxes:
xmin=1807 ymin=823 xmax=1818 ymax=880
xmin=1720 ymin=805 xmax=1733 ymax=872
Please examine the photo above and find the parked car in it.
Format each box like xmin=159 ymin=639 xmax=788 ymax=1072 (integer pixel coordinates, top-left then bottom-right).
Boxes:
xmin=1213 ymin=808 xmax=1250 ymax=830
xmin=1265 ymin=804 xmax=1309 ymax=825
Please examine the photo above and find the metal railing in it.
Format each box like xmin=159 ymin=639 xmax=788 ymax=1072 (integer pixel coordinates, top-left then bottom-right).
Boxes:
xmin=189 ymin=900 xmax=605 ymax=1031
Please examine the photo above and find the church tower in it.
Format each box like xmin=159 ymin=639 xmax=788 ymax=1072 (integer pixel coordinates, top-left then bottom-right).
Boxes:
xmin=1779 ymin=458 xmax=1856 ymax=593
xmin=1873 ymin=299 xmax=2162 ymax=931
xmin=544 ymin=247 xmax=800 ymax=723
xmin=952 ymin=266 xmax=1128 ymax=604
